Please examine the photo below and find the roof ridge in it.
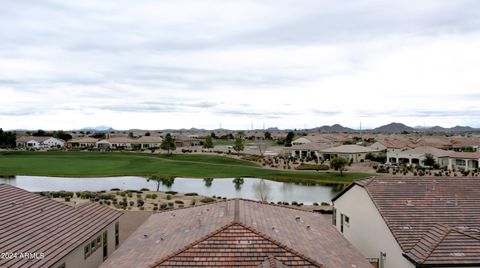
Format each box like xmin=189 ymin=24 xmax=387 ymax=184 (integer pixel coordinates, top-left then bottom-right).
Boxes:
xmin=147 ymin=222 xmax=236 ymax=268
xmin=236 ymin=222 xmax=324 ymax=267
xmin=148 ymin=222 xmax=324 ymax=268
xmin=236 ymin=198 xmax=327 ymax=215
xmin=419 ymin=225 xmax=452 ymax=264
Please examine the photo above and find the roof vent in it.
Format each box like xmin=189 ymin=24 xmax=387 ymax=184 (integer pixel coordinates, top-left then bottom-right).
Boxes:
xmin=295 ymin=216 xmax=301 ymax=221
xmin=450 ymin=252 xmax=466 ymax=257
xmin=143 ymin=234 xmax=148 ymax=238
xmin=306 ymin=225 xmax=311 ymax=230
xmin=406 ymin=200 xmax=414 ymax=206
xmin=401 ymin=226 xmax=412 ymax=230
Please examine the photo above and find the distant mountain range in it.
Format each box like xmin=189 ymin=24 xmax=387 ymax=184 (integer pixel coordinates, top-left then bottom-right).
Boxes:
xmin=5 ymin=123 xmax=478 ymax=133
xmin=77 ymin=126 xmax=115 ymax=132
xmin=307 ymin=122 xmax=479 ymax=133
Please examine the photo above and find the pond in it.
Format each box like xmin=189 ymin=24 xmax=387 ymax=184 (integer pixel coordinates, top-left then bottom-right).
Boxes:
xmin=0 ymin=176 xmax=346 ymax=204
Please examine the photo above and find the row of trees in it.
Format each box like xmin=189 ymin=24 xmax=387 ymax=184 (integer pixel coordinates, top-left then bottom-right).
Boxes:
xmin=0 ymin=129 xmax=16 ymax=148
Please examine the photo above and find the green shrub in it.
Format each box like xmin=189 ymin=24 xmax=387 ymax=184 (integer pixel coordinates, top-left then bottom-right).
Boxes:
xmin=295 ymin=164 xmax=330 ymax=171
xmin=174 ymin=200 xmax=184 ymax=204
xmin=200 ymin=197 xmax=215 ymax=203
xmin=184 ymin=192 xmax=198 ymax=196
xmin=140 ymin=188 xmax=150 ymax=191
xmin=165 ymin=191 xmax=178 ymax=195
xmin=166 ymin=194 xmax=172 ymax=200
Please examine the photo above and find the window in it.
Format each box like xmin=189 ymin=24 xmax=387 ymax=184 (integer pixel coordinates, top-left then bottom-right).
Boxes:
xmin=344 ymin=215 xmax=350 ymax=224
xmin=57 ymin=263 xmax=66 ymax=268
xmin=340 ymin=213 xmax=344 ymax=233
xmin=332 ymin=208 xmax=337 ymax=226
xmin=84 ymin=244 xmax=91 ymax=259
xmin=115 ymin=222 xmax=120 ymax=248
xmin=96 ymin=236 xmax=101 ymax=248
xmin=103 ymin=231 xmax=108 ymax=260
xmin=91 ymin=240 xmax=96 ymax=252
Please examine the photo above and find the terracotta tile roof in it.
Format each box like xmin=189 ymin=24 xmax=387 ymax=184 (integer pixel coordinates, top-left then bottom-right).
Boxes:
xmin=152 ymin=223 xmax=320 ymax=267
xmin=338 ymin=176 xmax=480 ymax=266
xmin=101 ymin=199 xmax=372 ymax=268
xmin=402 ymin=146 xmax=452 ymax=157
xmin=447 ymin=151 xmax=480 ymax=159
xmin=405 ymin=224 xmax=480 ymax=266
xmin=257 ymin=256 xmax=291 ymax=268
xmin=68 ymin=137 xmax=99 ymax=143
xmin=15 ymin=136 xmax=51 ymax=143
xmin=321 ymin=144 xmax=379 ymax=154
xmin=0 ymin=184 xmax=123 ymax=268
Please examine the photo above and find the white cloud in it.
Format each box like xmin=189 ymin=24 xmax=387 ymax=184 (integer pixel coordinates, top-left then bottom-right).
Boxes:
xmin=1 ymin=0 xmax=480 ymax=129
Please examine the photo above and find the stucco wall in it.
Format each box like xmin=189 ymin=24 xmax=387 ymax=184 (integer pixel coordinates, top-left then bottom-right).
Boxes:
xmin=333 ymin=185 xmax=415 ymax=268
xmin=50 ymin=220 xmax=119 ymax=268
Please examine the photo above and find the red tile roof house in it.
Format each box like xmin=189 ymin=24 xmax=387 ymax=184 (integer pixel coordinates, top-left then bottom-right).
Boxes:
xmin=332 ymin=176 xmax=480 ymax=268
xmin=100 ymin=199 xmax=372 ymax=268
xmin=0 ymin=184 xmax=122 ymax=268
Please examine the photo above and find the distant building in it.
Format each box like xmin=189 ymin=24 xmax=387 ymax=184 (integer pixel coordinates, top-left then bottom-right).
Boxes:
xmin=67 ymin=137 xmax=99 ymax=148
xmin=173 ymin=135 xmax=201 ymax=147
xmin=439 ymin=151 xmax=480 ymax=171
xmin=0 ymin=184 xmax=122 ymax=268
xmin=16 ymin=136 xmax=65 ymax=149
xmin=321 ymin=144 xmax=381 ymax=162
xmin=386 ymin=146 xmax=451 ymax=166
xmin=333 ymin=176 xmax=480 ymax=268
xmin=101 ymin=199 xmax=372 ymax=268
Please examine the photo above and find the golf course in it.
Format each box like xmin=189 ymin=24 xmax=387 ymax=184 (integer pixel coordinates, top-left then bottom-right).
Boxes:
xmin=0 ymin=151 xmax=370 ymax=184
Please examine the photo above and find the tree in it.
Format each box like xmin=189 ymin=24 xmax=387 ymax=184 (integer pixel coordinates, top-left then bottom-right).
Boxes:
xmin=145 ymin=132 xmax=151 ymax=136
xmin=233 ymin=177 xmax=244 ymax=191
xmin=423 ymin=153 xmax=436 ymax=167
xmin=285 ymin=131 xmax=295 ymax=147
xmin=233 ymin=132 xmax=244 ymax=153
xmin=0 ymin=129 xmax=16 ymax=148
xmin=147 ymin=176 xmax=163 ymax=191
xmin=161 ymin=133 xmax=176 ymax=154
xmin=53 ymin=130 xmax=72 ymax=141
xmin=128 ymin=132 xmax=134 ymax=138
xmin=203 ymin=136 xmax=214 ymax=149
xmin=257 ymin=139 xmax=268 ymax=156
xmin=264 ymin=131 xmax=272 ymax=140
xmin=330 ymin=156 xmax=348 ymax=176
xmin=32 ymin=129 xmax=47 ymax=136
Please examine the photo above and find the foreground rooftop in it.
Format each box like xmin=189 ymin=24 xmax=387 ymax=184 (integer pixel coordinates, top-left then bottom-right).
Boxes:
xmin=101 ymin=199 xmax=371 ymax=268
xmin=335 ymin=176 xmax=480 ymax=266
xmin=0 ymin=184 xmax=123 ymax=268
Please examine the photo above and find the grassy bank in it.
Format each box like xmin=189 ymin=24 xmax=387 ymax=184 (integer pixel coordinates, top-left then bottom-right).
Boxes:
xmin=0 ymin=151 xmax=371 ymax=184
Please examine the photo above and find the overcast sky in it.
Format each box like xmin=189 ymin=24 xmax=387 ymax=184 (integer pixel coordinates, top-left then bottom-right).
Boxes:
xmin=1 ymin=0 xmax=480 ymax=130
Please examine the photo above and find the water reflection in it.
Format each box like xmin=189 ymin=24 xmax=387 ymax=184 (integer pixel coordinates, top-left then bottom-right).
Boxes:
xmin=253 ymin=179 xmax=271 ymax=202
xmin=0 ymin=176 xmax=346 ymax=204
xmin=232 ymin=177 xmax=244 ymax=191
xmin=203 ymin=178 xmax=213 ymax=187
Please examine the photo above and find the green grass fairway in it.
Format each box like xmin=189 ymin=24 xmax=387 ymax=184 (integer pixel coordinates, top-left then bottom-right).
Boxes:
xmin=0 ymin=151 xmax=371 ymax=184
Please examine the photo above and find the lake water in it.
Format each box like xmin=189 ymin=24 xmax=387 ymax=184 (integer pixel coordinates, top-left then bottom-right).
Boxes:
xmin=0 ymin=176 xmax=346 ymax=204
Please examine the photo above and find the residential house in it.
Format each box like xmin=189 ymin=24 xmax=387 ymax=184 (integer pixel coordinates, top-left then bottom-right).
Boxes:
xmin=130 ymin=136 xmax=163 ymax=149
xmin=0 ymin=184 xmax=122 ymax=268
xmin=321 ymin=144 xmax=381 ymax=163
xmin=386 ymin=146 xmax=451 ymax=166
xmin=333 ymin=176 xmax=480 ymax=268
xmin=439 ymin=151 xmax=480 ymax=171
xmin=101 ymin=199 xmax=372 ymax=268
xmin=67 ymin=137 xmax=99 ymax=148
xmin=287 ymin=142 xmax=333 ymax=161
xmin=173 ymin=135 xmax=201 ymax=147
xmin=16 ymin=136 xmax=65 ymax=149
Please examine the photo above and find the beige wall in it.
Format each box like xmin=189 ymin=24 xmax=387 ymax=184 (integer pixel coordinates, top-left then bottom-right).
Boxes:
xmin=333 ymin=185 xmax=414 ymax=268
xmin=50 ymin=220 xmax=119 ymax=268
